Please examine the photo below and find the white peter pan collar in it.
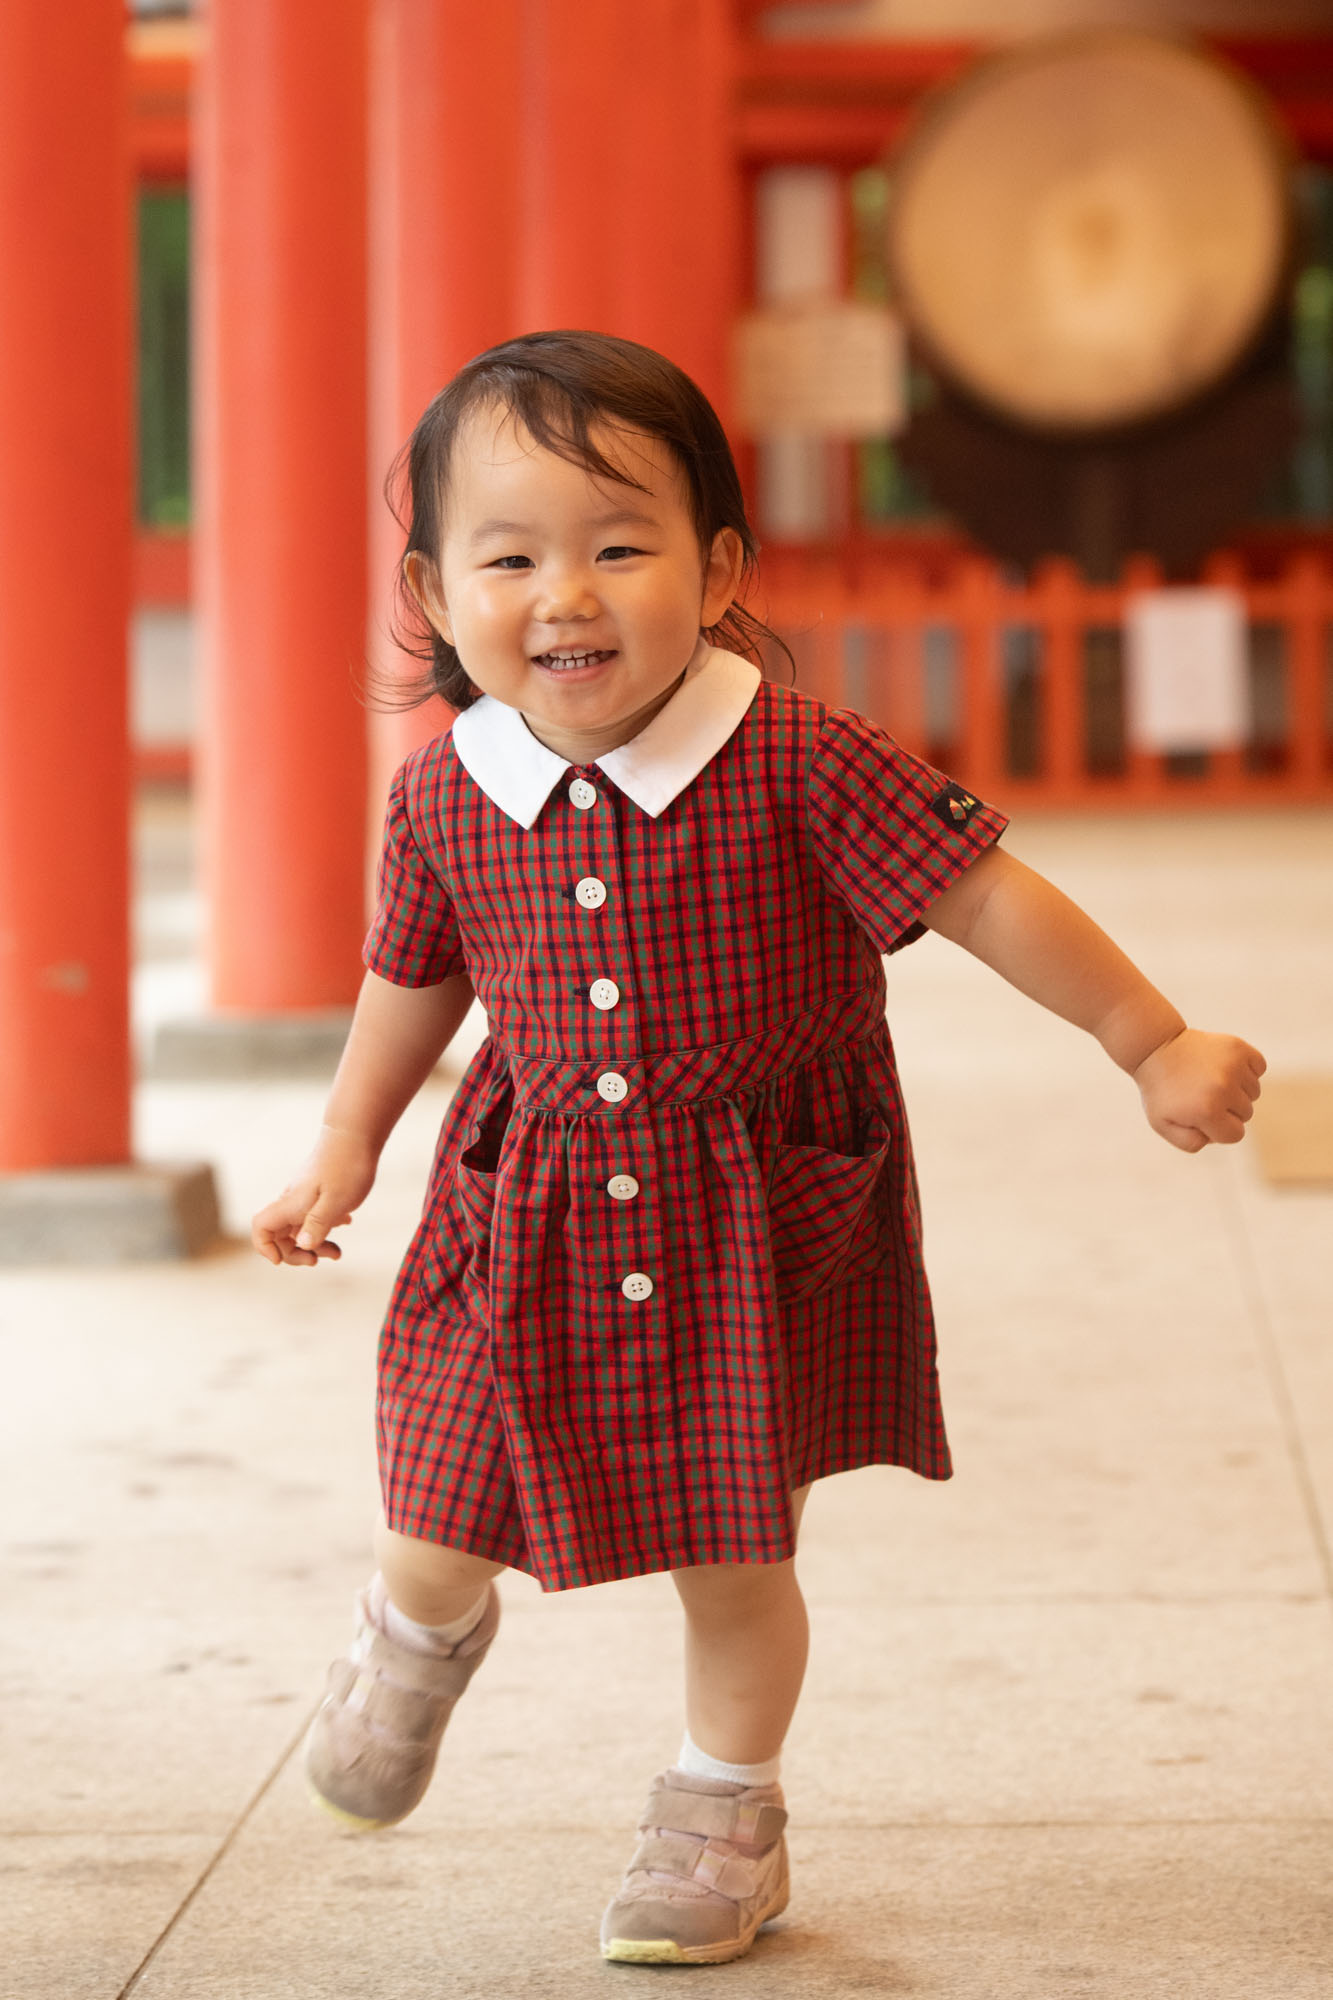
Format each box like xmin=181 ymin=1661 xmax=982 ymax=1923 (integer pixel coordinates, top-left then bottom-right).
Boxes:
xmin=449 ymin=642 xmax=762 ymax=829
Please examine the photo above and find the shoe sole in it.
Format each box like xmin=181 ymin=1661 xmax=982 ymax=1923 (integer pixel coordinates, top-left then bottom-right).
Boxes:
xmin=601 ymin=1881 xmax=790 ymax=1965
xmin=306 ymin=1780 xmax=395 ymax=1834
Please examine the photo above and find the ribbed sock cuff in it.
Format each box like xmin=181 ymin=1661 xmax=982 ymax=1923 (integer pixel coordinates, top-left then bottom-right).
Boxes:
xmin=677 ymin=1728 xmax=781 ymax=1788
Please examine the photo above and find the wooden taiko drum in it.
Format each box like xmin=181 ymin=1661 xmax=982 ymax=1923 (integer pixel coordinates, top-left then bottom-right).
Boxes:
xmin=888 ymin=33 xmax=1292 ymax=432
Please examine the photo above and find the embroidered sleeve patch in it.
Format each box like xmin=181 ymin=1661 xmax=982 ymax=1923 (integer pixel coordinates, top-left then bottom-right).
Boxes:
xmin=929 ymin=782 xmax=982 ymax=828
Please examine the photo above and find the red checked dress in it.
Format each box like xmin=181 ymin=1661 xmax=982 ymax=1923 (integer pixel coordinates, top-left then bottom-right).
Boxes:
xmin=364 ymin=646 xmax=1007 ymax=1591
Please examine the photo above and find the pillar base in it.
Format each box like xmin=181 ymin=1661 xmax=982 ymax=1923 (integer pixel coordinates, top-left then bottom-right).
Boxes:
xmin=150 ymin=1009 xmax=353 ymax=1079
xmin=0 ymin=1161 xmax=222 ymax=1264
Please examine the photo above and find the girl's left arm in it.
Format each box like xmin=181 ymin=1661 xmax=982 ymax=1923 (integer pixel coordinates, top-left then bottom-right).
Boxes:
xmin=922 ymin=847 xmax=1265 ymax=1152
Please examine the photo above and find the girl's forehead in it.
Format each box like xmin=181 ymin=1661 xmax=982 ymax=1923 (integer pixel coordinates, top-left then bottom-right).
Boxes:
xmin=448 ymin=403 xmax=682 ymax=517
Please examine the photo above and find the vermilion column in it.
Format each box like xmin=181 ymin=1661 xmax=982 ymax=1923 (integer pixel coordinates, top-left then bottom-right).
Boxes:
xmin=194 ymin=0 xmax=369 ymax=1010
xmin=612 ymin=0 xmax=738 ymax=420
xmin=366 ymin=0 xmax=521 ymax=820
xmin=519 ymin=0 xmax=737 ymax=416
xmin=0 ymin=5 xmax=132 ymax=1168
xmin=517 ymin=0 xmax=621 ymax=334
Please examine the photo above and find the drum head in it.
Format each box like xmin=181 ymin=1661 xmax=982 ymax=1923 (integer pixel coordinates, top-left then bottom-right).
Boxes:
xmin=888 ymin=33 xmax=1291 ymax=431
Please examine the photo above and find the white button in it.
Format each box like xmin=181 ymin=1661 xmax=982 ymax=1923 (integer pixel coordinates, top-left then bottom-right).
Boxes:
xmin=607 ymin=1174 xmax=640 ymax=1202
xmin=597 ymin=1071 xmax=628 ymax=1103
xmin=621 ymin=1271 xmax=655 ymax=1302
xmin=568 ymin=778 xmax=597 ymax=810
xmin=589 ymin=978 xmax=620 ymax=1011
xmin=575 ymin=876 xmax=607 ymax=910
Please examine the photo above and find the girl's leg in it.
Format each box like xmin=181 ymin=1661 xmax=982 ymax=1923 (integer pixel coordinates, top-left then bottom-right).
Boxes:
xmin=373 ymin=1515 xmax=506 ymax=1626
xmin=670 ymin=1484 xmax=812 ymax=1766
xmin=306 ymin=1520 xmax=505 ymax=1830
xmin=600 ymin=1489 xmax=813 ymax=1963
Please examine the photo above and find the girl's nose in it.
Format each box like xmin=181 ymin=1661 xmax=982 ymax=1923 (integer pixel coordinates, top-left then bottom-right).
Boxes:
xmin=534 ymin=567 xmax=601 ymax=624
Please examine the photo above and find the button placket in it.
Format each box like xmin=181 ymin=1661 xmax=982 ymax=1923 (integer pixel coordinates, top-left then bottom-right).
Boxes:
xmin=568 ymin=776 xmax=627 ymax=1033
xmin=579 ymin=780 xmax=644 ymax=1316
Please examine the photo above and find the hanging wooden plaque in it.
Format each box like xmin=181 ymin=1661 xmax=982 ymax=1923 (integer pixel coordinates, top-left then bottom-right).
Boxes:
xmin=734 ymin=300 xmax=907 ymax=437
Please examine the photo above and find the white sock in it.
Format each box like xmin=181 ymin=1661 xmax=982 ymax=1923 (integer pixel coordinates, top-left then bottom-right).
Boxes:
xmin=676 ymin=1728 xmax=781 ymax=1789
xmin=369 ymin=1572 xmax=490 ymax=1655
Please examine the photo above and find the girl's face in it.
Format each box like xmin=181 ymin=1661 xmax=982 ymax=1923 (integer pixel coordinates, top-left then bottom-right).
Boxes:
xmin=407 ymin=404 xmax=744 ymax=764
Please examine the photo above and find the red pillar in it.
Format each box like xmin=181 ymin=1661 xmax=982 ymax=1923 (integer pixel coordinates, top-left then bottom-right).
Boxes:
xmin=366 ymin=0 xmax=521 ymax=818
xmin=195 ymin=0 xmax=369 ymax=1011
xmin=517 ymin=0 xmax=622 ymax=334
xmin=519 ymin=0 xmax=738 ymax=416
xmin=0 ymin=4 xmax=132 ymax=1169
xmin=612 ymin=0 xmax=738 ymax=421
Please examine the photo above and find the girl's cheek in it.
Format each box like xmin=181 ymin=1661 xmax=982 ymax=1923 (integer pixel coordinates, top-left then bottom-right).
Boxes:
xmin=473 ymin=578 xmax=523 ymax=623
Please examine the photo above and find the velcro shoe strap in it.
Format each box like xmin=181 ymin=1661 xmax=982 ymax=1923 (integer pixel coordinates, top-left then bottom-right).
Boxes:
xmin=363 ymin=1631 xmax=477 ymax=1700
xmin=640 ymin=1788 xmax=787 ymax=1845
xmin=694 ymin=1844 xmax=771 ymax=1900
xmin=628 ymin=1832 xmax=709 ymax=1883
xmin=735 ymin=1800 xmax=787 ymax=1845
xmin=629 ymin=1834 xmax=768 ymax=1903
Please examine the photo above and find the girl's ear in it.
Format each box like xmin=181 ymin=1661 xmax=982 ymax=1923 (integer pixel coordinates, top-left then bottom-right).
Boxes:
xmin=700 ymin=527 xmax=745 ymax=629
xmin=403 ymin=550 xmax=454 ymax=646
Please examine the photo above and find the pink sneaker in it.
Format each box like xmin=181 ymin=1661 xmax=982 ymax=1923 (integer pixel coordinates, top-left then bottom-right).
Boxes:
xmin=600 ymin=1768 xmax=790 ymax=1964
xmin=304 ymin=1582 xmax=500 ymax=1831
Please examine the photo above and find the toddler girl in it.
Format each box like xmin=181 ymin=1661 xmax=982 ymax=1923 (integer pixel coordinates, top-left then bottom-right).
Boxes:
xmin=252 ymin=330 xmax=1264 ymax=1967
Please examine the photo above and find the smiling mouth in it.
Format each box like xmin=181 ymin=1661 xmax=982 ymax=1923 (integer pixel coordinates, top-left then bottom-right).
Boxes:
xmin=532 ymin=648 xmax=618 ymax=673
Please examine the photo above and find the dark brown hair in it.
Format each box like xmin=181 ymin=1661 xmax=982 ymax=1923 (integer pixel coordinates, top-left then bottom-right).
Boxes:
xmin=382 ymin=328 xmax=789 ymax=710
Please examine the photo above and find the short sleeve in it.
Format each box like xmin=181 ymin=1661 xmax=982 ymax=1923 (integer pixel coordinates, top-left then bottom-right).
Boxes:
xmin=363 ymin=759 xmax=466 ymax=986
xmin=808 ymin=708 xmax=1008 ymax=955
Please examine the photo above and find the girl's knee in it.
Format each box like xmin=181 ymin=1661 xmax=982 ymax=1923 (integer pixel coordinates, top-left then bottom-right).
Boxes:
xmin=374 ymin=1519 xmax=504 ymax=1601
xmin=672 ymin=1488 xmax=811 ymax=1618
xmin=672 ymin=1555 xmax=802 ymax=1622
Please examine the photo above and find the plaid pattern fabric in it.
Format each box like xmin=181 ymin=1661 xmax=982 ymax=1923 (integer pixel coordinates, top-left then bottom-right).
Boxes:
xmin=365 ymin=682 xmax=1007 ymax=1590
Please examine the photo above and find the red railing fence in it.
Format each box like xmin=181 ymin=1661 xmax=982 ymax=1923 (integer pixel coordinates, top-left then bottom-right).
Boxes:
xmin=758 ymin=546 xmax=1333 ymax=809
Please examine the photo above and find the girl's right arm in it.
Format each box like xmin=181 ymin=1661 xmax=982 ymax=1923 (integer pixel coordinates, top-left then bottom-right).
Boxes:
xmin=250 ymin=969 xmax=475 ymax=1267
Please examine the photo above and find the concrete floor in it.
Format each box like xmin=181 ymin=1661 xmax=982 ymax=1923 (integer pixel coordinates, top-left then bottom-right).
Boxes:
xmin=6 ymin=802 xmax=1333 ymax=1997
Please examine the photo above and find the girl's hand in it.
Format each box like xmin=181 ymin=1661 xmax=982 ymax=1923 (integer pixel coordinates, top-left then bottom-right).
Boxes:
xmin=1133 ymin=1029 xmax=1266 ymax=1153
xmin=250 ymin=1125 xmax=379 ymax=1267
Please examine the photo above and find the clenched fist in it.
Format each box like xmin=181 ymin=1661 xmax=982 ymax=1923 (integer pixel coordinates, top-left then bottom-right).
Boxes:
xmin=1134 ymin=1029 xmax=1266 ymax=1153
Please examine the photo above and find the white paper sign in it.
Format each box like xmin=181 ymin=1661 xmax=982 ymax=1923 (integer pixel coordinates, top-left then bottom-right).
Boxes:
xmin=1125 ymin=588 xmax=1249 ymax=753
xmin=733 ymin=301 xmax=907 ymax=438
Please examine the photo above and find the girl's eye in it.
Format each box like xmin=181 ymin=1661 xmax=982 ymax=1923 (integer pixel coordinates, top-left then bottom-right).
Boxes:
xmin=598 ymin=545 xmax=643 ymax=562
xmin=490 ymin=554 xmax=532 ymax=570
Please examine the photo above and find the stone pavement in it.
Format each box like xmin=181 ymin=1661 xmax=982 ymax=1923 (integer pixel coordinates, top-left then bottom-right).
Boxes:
xmin=5 ymin=806 xmax=1332 ymax=1998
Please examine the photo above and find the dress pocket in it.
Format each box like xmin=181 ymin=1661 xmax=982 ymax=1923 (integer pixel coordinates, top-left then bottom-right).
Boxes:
xmin=454 ymin=1148 xmax=497 ymax=1288
xmin=418 ymin=1082 xmax=511 ymax=1310
xmin=767 ymin=1112 xmax=890 ymax=1304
